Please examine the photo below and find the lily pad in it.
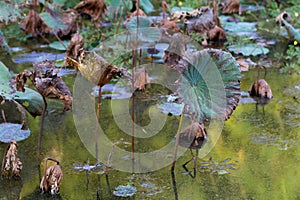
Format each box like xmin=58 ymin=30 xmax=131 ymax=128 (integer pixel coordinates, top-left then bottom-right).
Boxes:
xmin=0 ymin=122 xmax=30 ymax=143
xmin=113 ymin=184 xmax=137 ymax=197
xmin=49 ymin=40 xmax=69 ymax=51
xmin=0 ymin=61 xmax=44 ymax=116
xmin=157 ymin=102 xmax=184 ymax=116
xmin=227 ymin=44 xmax=269 ymax=56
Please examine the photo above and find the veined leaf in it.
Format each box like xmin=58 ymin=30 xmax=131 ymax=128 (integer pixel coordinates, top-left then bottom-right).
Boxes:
xmin=227 ymin=43 xmax=269 ymax=56
xmin=178 ymin=49 xmax=241 ymax=121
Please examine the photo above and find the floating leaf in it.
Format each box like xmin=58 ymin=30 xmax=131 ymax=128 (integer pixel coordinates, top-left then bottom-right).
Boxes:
xmin=0 ymin=123 xmax=30 ymax=143
xmin=227 ymin=44 xmax=269 ymax=56
xmin=0 ymin=62 xmax=44 ymax=116
xmin=157 ymin=102 xmax=184 ymax=116
xmin=113 ymin=184 xmax=137 ymax=197
xmin=49 ymin=40 xmax=70 ymax=51
xmin=171 ymin=7 xmax=194 ymax=13
xmin=178 ymin=49 xmax=241 ymax=121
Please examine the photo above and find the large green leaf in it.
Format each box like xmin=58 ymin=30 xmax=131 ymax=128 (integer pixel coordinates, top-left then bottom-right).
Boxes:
xmin=49 ymin=40 xmax=69 ymax=50
xmin=178 ymin=49 xmax=241 ymax=121
xmin=0 ymin=62 xmax=44 ymax=116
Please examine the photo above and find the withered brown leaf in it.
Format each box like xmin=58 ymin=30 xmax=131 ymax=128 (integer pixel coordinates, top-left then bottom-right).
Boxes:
xmin=66 ymin=32 xmax=84 ymax=60
xmin=134 ymin=67 xmax=151 ymax=91
xmin=249 ymin=79 xmax=273 ymax=99
xmin=1 ymin=140 xmax=23 ymax=178
xmin=179 ymin=122 xmax=207 ymax=149
xmin=75 ymin=0 xmax=107 ymax=27
xmin=221 ymin=0 xmax=242 ymax=15
xmin=40 ymin=158 xmax=63 ymax=195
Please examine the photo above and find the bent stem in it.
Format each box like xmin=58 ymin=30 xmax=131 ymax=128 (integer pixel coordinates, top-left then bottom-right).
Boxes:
xmin=171 ymin=104 xmax=185 ymax=172
xmin=38 ymin=95 xmax=47 ymax=164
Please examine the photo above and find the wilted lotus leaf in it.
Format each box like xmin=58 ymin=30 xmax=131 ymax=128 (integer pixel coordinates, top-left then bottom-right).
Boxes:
xmin=249 ymin=79 xmax=273 ymax=99
xmin=1 ymin=140 xmax=23 ymax=178
xmin=275 ymin=11 xmax=291 ymax=26
xmin=179 ymin=122 xmax=207 ymax=149
xmin=163 ymin=33 xmax=189 ymax=68
xmin=22 ymin=9 xmax=51 ymax=37
xmin=66 ymin=32 xmax=84 ymax=59
xmin=160 ymin=18 xmax=182 ymax=35
xmin=35 ymin=77 xmax=73 ymax=111
xmin=58 ymin=9 xmax=78 ymax=37
xmin=79 ymin=51 xmax=120 ymax=87
xmin=186 ymin=7 xmax=215 ymax=35
xmin=178 ymin=49 xmax=241 ymax=121
xmin=207 ymin=25 xmax=226 ymax=41
xmin=134 ymin=67 xmax=150 ymax=90
xmin=236 ymin=57 xmax=249 ymax=72
xmin=75 ymin=0 xmax=107 ymax=27
xmin=40 ymin=158 xmax=63 ymax=195
xmin=221 ymin=0 xmax=241 ymax=15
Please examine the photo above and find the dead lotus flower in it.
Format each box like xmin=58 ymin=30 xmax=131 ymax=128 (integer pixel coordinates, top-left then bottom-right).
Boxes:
xmin=1 ymin=140 xmax=23 ymax=178
xmin=249 ymin=79 xmax=273 ymax=99
xmin=40 ymin=158 xmax=63 ymax=195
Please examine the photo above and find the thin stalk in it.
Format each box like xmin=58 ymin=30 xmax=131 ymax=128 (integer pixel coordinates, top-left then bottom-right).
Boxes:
xmin=38 ymin=95 xmax=47 ymax=163
xmin=96 ymin=86 xmax=102 ymax=162
xmin=106 ymin=144 xmax=115 ymax=176
xmin=116 ymin=7 xmax=124 ymax=35
xmin=131 ymin=49 xmax=136 ymax=173
xmin=171 ymin=104 xmax=185 ymax=172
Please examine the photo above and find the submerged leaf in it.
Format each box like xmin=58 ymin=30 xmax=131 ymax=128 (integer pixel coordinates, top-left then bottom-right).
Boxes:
xmin=1 ymin=140 xmax=23 ymax=178
xmin=0 ymin=123 xmax=30 ymax=143
xmin=113 ymin=185 xmax=137 ymax=197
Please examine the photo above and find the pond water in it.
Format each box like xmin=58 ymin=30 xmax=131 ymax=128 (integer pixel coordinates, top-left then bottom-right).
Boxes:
xmin=1 ymin=3 xmax=300 ymax=200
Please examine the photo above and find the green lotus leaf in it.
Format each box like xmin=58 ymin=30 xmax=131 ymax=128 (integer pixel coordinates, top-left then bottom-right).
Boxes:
xmin=49 ymin=40 xmax=69 ymax=51
xmin=227 ymin=44 xmax=269 ymax=56
xmin=178 ymin=49 xmax=241 ymax=121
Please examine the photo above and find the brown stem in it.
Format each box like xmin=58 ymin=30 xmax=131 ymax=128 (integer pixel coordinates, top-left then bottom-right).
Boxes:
xmin=53 ymin=32 xmax=67 ymax=49
xmin=116 ymin=7 xmax=124 ymax=35
xmin=1 ymin=110 xmax=6 ymax=122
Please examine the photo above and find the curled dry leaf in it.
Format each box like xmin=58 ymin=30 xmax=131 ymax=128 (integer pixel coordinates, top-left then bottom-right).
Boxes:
xmin=40 ymin=158 xmax=63 ymax=195
xmin=66 ymin=32 xmax=84 ymax=60
xmin=160 ymin=18 xmax=182 ymax=35
xmin=123 ymin=8 xmax=147 ymax=28
xmin=221 ymin=0 xmax=242 ymax=15
xmin=249 ymin=79 xmax=273 ymax=99
xmin=163 ymin=33 xmax=188 ymax=68
xmin=58 ymin=9 xmax=78 ymax=37
xmin=179 ymin=122 xmax=207 ymax=149
xmin=207 ymin=25 xmax=226 ymax=41
xmin=275 ymin=11 xmax=291 ymax=26
xmin=134 ymin=67 xmax=150 ymax=90
xmin=1 ymin=140 xmax=23 ymax=178
xmin=78 ymin=51 xmax=121 ymax=87
xmin=236 ymin=57 xmax=249 ymax=72
xmin=75 ymin=0 xmax=107 ymax=27
xmin=15 ymin=60 xmax=73 ymax=111
xmin=186 ymin=7 xmax=215 ymax=34
xmin=22 ymin=9 xmax=51 ymax=37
